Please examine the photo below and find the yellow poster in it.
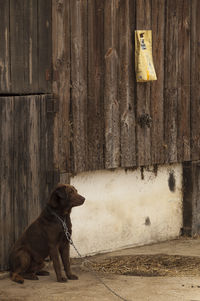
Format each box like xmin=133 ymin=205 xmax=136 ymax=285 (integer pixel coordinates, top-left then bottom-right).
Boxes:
xmin=135 ymin=30 xmax=157 ymax=82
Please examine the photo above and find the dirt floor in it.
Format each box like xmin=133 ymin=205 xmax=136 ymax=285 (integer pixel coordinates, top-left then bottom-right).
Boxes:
xmin=1 ymin=237 xmax=200 ymax=301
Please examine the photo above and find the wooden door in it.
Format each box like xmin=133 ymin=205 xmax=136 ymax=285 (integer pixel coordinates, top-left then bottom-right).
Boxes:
xmin=0 ymin=94 xmax=58 ymax=270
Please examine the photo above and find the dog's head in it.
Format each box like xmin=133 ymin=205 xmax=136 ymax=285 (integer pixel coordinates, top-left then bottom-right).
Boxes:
xmin=48 ymin=184 xmax=85 ymax=213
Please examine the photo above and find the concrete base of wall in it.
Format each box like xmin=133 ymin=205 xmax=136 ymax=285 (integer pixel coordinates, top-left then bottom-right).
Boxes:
xmin=70 ymin=164 xmax=183 ymax=257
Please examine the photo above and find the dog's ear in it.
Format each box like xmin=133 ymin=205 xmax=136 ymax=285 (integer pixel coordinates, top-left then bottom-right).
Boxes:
xmin=55 ymin=186 xmax=67 ymax=199
xmin=48 ymin=186 xmax=67 ymax=208
xmin=48 ymin=192 xmax=58 ymax=208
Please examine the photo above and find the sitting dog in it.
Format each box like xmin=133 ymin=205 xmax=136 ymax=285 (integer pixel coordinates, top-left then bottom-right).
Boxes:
xmin=9 ymin=184 xmax=85 ymax=283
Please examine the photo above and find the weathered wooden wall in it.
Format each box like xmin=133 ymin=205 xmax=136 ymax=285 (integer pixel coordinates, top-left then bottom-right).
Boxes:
xmin=0 ymin=0 xmax=52 ymax=94
xmin=53 ymin=0 xmax=199 ymax=175
xmin=1 ymin=0 xmax=200 ymax=269
xmin=0 ymin=95 xmax=56 ymax=270
xmin=0 ymin=0 xmax=54 ymax=270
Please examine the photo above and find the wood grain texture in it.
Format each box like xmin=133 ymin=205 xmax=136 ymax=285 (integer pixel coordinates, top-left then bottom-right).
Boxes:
xmin=177 ymin=0 xmax=191 ymax=162
xmin=13 ymin=96 xmax=29 ymax=241
xmin=0 ymin=95 xmax=55 ymax=270
xmin=104 ymin=0 xmax=120 ymax=169
xmin=0 ymin=97 xmax=14 ymax=270
xmin=52 ymin=0 xmax=71 ymax=174
xmin=136 ymin=0 xmax=152 ymax=166
xmin=151 ymin=0 xmax=165 ymax=165
xmin=190 ymin=0 xmax=200 ymax=161
xmin=38 ymin=96 xmax=49 ymax=208
xmin=40 ymin=95 xmax=56 ymax=202
xmin=164 ymin=0 xmax=178 ymax=163
xmin=25 ymin=96 xmax=41 ymax=223
xmin=0 ymin=1 xmax=10 ymax=92
xmin=1 ymin=0 xmax=52 ymax=94
xmin=38 ymin=0 xmax=52 ymax=93
xmin=119 ymin=0 xmax=136 ymax=168
xmin=23 ymin=0 xmax=38 ymax=92
xmin=87 ymin=0 xmax=105 ymax=170
xmin=10 ymin=0 xmax=25 ymax=93
xmin=70 ymin=0 xmax=88 ymax=173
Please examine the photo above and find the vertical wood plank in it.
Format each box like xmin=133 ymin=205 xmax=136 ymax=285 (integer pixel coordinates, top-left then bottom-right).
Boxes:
xmin=23 ymin=0 xmax=38 ymax=92
xmin=0 ymin=1 xmax=10 ymax=93
xmin=104 ymin=0 xmax=120 ymax=169
xmin=39 ymin=95 xmax=56 ymax=205
xmin=45 ymin=95 xmax=56 ymax=191
xmin=164 ymin=0 xmax=178 ymax=163
xmin=52 ymin=0 xmax=71 ymax=174
xmin=119 ymin=0 xmax=136 ymax=168
xmin=10 ymin=0 xmax=25 ymax=93
xmin=26 ymin=96 xmax=41 ymax=222
xmin=39 ymin=95 xmax=49 ymax=208
xmin=38 ymin=0 xmax=52 ymax=93
xmin=177 ymin=0 xmax=191 ymax=162
xmin=0 ymin=97 xmax=14 ymax=270
xmin=87 ymin=0 xmax=105 ymax=170
xmin=135 ymin=0 xmax=152 ymax=166
xmin=191 ymin=0 xmax=200 ymax=161
xmin=151 ymin=0 xmax=165 ymax=165
xmin=70 ymin=0 xmax=88 ymax=173
xmin=13 ymin=96 xmax=29 ymax=240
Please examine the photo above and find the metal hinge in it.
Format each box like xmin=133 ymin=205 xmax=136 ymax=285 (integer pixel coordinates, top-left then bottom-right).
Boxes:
xmin=46 ymin=95 xmax=59 ymax=113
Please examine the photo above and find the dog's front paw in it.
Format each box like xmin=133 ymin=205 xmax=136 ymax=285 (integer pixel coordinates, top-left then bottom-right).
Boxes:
xmin=57 ymin=277 xmax=68 ymax=283
xmin=67 ymin=274 xmax=78 ymax=280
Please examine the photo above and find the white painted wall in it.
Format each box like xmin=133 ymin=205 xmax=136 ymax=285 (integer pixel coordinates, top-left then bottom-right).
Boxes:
xmin=70 ymin=164 xmax=183 ymax=257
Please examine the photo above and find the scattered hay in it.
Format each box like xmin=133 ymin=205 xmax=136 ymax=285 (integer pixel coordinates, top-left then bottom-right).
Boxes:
xmin=83 ymin=254 xmax=200 ymax=277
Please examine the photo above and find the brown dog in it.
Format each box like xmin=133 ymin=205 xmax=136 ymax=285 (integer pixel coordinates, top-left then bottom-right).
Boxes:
xmin=9 ymin=184 xmax=85 ymax=284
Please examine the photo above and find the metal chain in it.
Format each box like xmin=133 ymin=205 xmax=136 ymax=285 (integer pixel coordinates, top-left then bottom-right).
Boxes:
xmin=50 ymin=209 xmax=130 ymax=301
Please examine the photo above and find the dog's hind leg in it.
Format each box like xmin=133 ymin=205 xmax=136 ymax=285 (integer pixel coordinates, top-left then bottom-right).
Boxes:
xmin=10 ymin=250 xmax=31 ymax=284
xmin=11 ymin=271 xmax=24 ymax=284
xmin=21 ymin=273 xmax=39 ymax=280
xmin=30 ymin=260 xmax=50 ymax=277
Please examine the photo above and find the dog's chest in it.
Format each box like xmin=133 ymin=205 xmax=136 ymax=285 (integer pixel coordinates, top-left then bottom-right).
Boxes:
xmin=48 ymin=217 xmax=72 ymax=244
